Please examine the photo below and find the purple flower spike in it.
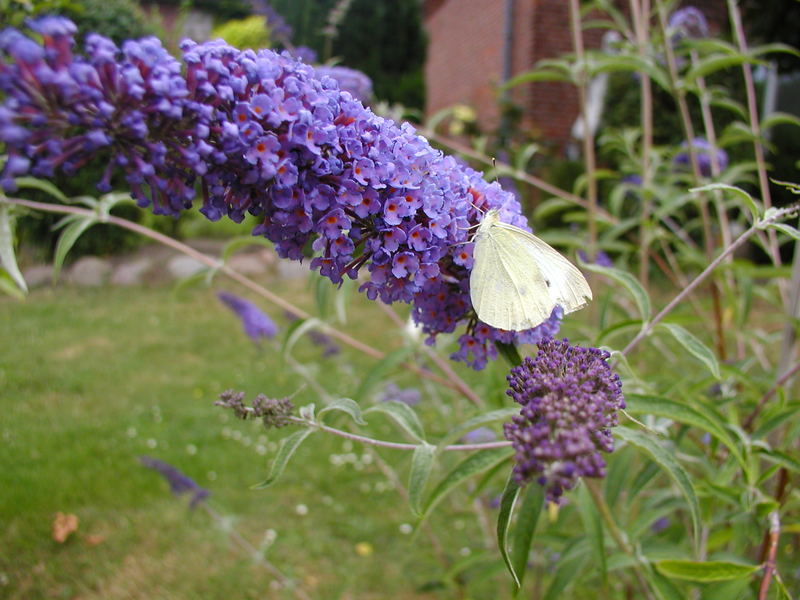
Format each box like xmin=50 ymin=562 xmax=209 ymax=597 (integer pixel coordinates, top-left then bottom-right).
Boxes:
xmin=140 ymin=456 xmax=210 ymax=508
xmin=673 ymin=137 xmax=728 ymax=177
xmin=669 ymin=6 xmax=709 ymax=40
xmin=217 ymin=291 xmax=278 ymax=343
xmin=503 ymin=339 xmax=625 ymax=503
xmin=0 ymin=20 xmax=561 ymax=370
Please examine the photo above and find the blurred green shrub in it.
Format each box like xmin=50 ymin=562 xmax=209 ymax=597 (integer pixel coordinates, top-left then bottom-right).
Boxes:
xmin=212 ymin=15 xmax=271 ymax=50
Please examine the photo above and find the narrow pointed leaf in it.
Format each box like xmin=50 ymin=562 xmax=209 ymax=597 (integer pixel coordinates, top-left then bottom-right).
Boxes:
xmin=53 ymin=217 xmax=97 ymax=281
xmin=408 ymin=443 xmax=436 ymax=516
xmin=13 ymin=176 xmax=69 ymax=202
xmin=318 ymin=397 xmax=366 ymax=425
xmin=0 ymin=204 xmax=27 ymax=294
xmin=582 ymin=261 xmax=651 ymax=322
xmin=658 ymin=323 xmax=721 ymax=380
xmin=690 ymin=183 xmax=760 ymax=223
xmin=655 ymin=560 xmax=759 ymax=583
xmin=252 ymin=429 xmax=314 ymax=489
xmin=422 ymin=447 xmax=514 ymax=518
xmin=615 ymin=427 xmax=701 ymax=551
xmin=496 ymin=475 xmax=522 ymax=588
xmin=624 ymin=394 xmax=745 ymax=469
xmin=576 ymin=483 xmax=606 ymax=586
xmin=511 ymin=484 xmax=545 ymax=594
xmin=365 ymin=400 xmax=425 ymax=442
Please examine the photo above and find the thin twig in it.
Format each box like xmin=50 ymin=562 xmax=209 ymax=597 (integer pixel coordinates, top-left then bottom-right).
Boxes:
xmin=620 ymin=204 xmax=798 ymax=358
xmin=742 ymin=360 xmax=800 ymax=431
xmin=757 ymin=511 xmax=781 ymax=600
xmin=568 ymin=0 xmax=599 ymax=258
xmin=377 ymin=303 xmax=484 ymax=407
xmin=287 ymin=416 xmax=511 ymax=452
xmin=199 ymin=502 xmax=312 ymax=600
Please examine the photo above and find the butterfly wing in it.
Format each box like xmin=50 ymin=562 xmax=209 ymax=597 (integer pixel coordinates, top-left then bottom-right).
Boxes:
xmin=497 ymin=222 xmax=592 ymax=316
xmin=470 ymin=218 xmax=592 ymax=331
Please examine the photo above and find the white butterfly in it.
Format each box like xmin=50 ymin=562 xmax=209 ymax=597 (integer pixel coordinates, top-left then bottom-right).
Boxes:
xmin=469 ymin=209 xmax=592 ymax=331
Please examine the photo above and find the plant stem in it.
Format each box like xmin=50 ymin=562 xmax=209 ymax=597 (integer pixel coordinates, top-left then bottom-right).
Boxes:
xmin=377 ymin=302 xmax=484 ymax=407
xmin=757 ymin=511 xmax=781 ymax=600
xmin=630 ymin=0 xmax=653 ymax=290
xmin=288 ymin=416 xmax=511 ymax=453
xmin=584 ymin=479 xmax=655 ymax=600
xmin=1 ymin=196 xmax=470 ymax=397
xmin=568 ymin=0 xmax=599 ymax=259
xmin=199 ymin=502 xmax=312 ymax=600
xmin=620 ymin=204 xmax=799 ymax=357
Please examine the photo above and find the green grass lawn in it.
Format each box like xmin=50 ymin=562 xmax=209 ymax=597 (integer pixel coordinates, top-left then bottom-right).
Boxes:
xmin=0 ymin=280 xmax=517 ymax=599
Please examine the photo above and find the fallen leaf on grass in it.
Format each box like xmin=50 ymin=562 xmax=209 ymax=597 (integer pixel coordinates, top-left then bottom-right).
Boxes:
xmin=52 ymin=512 xmax=78 ymax=543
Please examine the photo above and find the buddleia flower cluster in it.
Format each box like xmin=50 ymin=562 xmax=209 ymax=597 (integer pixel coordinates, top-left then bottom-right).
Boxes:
xmin=503 ymin=339 xmax=625 ymax=502
xmin=0 ymin=17 xmax=562 ymax=369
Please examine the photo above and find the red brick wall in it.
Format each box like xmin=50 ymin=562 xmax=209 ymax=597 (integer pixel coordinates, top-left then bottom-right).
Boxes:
xmin=424 ymin=0 xmax=728 ymax=153
xmin=424 ymin=0 xmax=508 ymax=130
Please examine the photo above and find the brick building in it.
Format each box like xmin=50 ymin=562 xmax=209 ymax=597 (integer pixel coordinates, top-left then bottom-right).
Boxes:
xmin=423 ymin=0 xmax=727 ymax=153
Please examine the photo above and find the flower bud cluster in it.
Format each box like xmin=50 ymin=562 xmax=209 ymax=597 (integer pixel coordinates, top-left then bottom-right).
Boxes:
xmin=215 ymin=389 xmax=295 ymax=429
xmin=503 ymin=340 xmax=624 ymax=502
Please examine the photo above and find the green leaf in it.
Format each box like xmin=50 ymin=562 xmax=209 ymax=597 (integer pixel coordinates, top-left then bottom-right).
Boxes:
xmin=511 ymin=484 xmax=545 ymax=595
xmin=365 ymin=401 xmax=425 ymax=442
xmin=624 ymin=394 xmax=745 ymax=470
xmin=0 ymin=204 xmax=27 ymax=294
xmin=408 ymin=444 xmax=436 ymax=516
xmin=658 ymin=323 xmax=721 ymax=380
xmin=615 ymin=427 xmax=701 ymax=551
xmin=282 ymin=317 xmax=325 ymax=357
xmin=768 ymin=222 xmax=800 ymax=243
xmin=686 ymin=53 xmax=762 ymax=81
xmin=757 ymin=448 xmax=800 ymax=475
xmin=543 ymin=544 xmax=589 ymax=600
xmin=496 ymin=475 xmax=522 ymax=588
xmin=504 ymin=68 xmax=571 ymax=87
xmin=314 ymin=276 xmax=332 ymax=320
xmin=0 ymin=269 xmax=26 ymax=300
xmin=437 ymin=407 xmax=518 ymax=451
xmin=655 ymin=560 xmax=759 ymax=583
xmin=252 ymin=428 xmax=314 ymax=489
xmin=354 ymin=346 xmax=414 ymax=402
xmin=52 ymin=217 xmax=97 ymax=281
xmin=581 ymin=261 xmax=651 ymax=322
xmin=576 ymin=483 xmax=606 ymax=586
xmin=690 ymin=183 xmax=760 ymax=223
xmin=422 ymin=447 xmax=514 ymax=519
xmin=761 ymin=111 xmax=800 ymax=131
xmin=645 ymin=566 xmax=685 ymax=600
xmin=13 ymin=176 xmax=69 ymax=202
xmin=318 ymin=397 xmax=366 ymax=425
